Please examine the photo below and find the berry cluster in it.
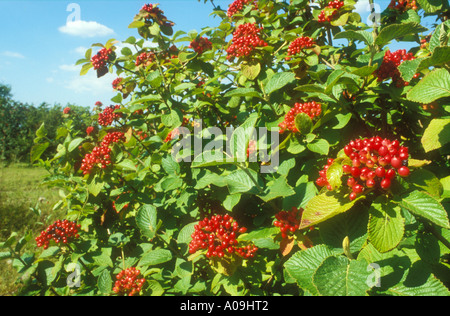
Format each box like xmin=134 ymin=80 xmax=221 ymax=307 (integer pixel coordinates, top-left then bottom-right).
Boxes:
xmin=86 ymin=126 xmax=95 ymax=135
xmin=140 ymin=3 xmax=174 ymax=28
xmin=113 ymin=267 xmax=145 ymax=296
xmin=227 ymin=0 xmax=258 ymax=17
xmin=374 ymin=49 xmax=418 ymax=87
xmin=112 ymin=77 xmax=123 ymax=90
xmin=388 ymin=0 xmax=418 ymax=12
xmin=91 ymin=48 xmax=114 ymax=70
xmin=316 ymin=136 xmax=411 ymax=200
xmin=315 ymin=158 xmax=336 ymax=191
xmin=80 ymin=132 xmax=125 ymax=175
xmin=98 ymin=105 xmax=122 ymax=126
xmin=318 ymin=0 xmax=344 ymax=23
xmin=189 ymin=37 xmax=213 ymax=55
xmin=273 ymin=207 xmax=303 ymax=239
xmin=189 ymin=214 xmax=258 ymax=259
xmin=135 ymin=51 xmax=156 ymax=67
xmin=278 ymin=101 xmax=322 ymax=133
xmin=35 ymin=220 xmax=81 ymax=249
xmin=287 ymin=37 xmax=316 ymax=57
xmin=226 ymin=23 xmax=268 ymax=60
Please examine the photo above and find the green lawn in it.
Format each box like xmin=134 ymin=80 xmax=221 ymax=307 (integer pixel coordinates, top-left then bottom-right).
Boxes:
xmin=0 ymin=163 xmax=62 ymax=295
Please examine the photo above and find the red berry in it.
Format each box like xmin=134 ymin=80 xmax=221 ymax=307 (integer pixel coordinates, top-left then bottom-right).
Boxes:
xmin=227 ymin=0 xmax=258 ymax=17
xmin=189 ymin=214 xmax=257 ymax=259
xmin=366 ymin=179 xmax=375 ymax=188
xmin=278 ymin=101 xmax=322 ymax=133
xmin=390 ymin=156 xmax=402 ymax=169
xmin=380 ymin=178 xmax=391 ymax=189
xmin=226 ymin=23 xmax=267 ymax=59
xmin=375 ymin=166 xmax=385 ymax=178
xmin=398 ymin=166 xmax=410 ymax=177
xmin=287 ymin=37 xmax=316 ymax=56
xmin=352 ymin=184 xmax=364 ymax=194
xmin=113 ymin=267 xmax=145 ymax=296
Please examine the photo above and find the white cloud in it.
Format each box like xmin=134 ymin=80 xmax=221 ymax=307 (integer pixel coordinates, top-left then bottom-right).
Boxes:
xmin=64 ymin=71 xmax=114 ymax=94
xmin=73 ymin=46 xmax=89 ymax=56
xmin=59 ymin=64 xmax=80 ymax=72
xmin=2 ymin=51 xmax=25 ymax=59
xmin=58 ymin=20 xmax=114 ymax=38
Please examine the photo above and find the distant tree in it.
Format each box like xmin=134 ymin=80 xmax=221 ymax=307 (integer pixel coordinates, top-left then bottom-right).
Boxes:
xmin=0 ymin=83 xmax=92 ymax=163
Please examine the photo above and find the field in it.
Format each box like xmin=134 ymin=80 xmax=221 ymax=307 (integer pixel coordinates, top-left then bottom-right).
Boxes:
xmin=0 ymin=163 xmax=62 ymax=295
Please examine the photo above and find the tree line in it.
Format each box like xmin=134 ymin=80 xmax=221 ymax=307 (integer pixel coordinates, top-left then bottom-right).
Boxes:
xmin=0 ymin=83 xmax=91 ymax=163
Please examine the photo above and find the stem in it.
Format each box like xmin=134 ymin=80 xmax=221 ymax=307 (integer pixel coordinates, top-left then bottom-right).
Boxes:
xmin=114 ymin=62 xmax=140 ymax=76
xmin=121 ymin=248 xmax=126 ymax=270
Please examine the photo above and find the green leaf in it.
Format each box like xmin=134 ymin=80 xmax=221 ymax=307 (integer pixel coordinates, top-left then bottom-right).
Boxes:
xmin=398 ymin=58 xmax=422 ymax=82
xmin=307 ymin=138 xmax=329 ymax=155
xmin=407 ymin=68 xmax=450 ymax=103
xmin=386 ymin=260 xmax=450 ymax=296
xmin=421 ymin=118 xmax=450 ymax=153
xmin=97 ymin=269 xmax=112 ymax=295
xmin=258 ymin=176 xmax=295 ymax=202
xmin=80 ymin=62 xmax=92 ymax=76
xmin=398 ymin=190 xmax=450 ymax=229
xmin=68 ymin=138 xmax=84 ymax=153
xmin=0 ymin=252 xmax=12 ymax=260
xmin=225 ymin=169 xmax=263 ymax=195
xmin=326 ymin=160 xmax=343 ymax=190
xmin=264 ymin=72 xmax=295 ymax=95
xmin=330 ymin=12 xmax=349 ymax=27
xmin=30 ymin=142 xmax=49 ymax=163
xmin=223 ymin=193 xmax=241 ymax=211
xmin=319 ymin=206 xmax=369 ymax=254
xmin=136 ymin=204 xmax=158 ymax=240
xmin=294 ymin=112 xmax=313 ymax=135
xmin=284 ymin=245 xmax=333 ymax=295
xmin=334 ymin=30 xmax=373 ymax=46
xmin=224 ymin=88 xmax=263 ymax=99
xmin=408 ymin=169 xmax=443 ymax=198
xmin=241 ymin=61 xmax=261 ymax=80
xmin=138 ymin=248 xmax=172 ymax=267
xmin=300 ymin=191 xmax=364 ymax=229
xmin=313 ymin=256 xmax=373 ymax=296
xmin=375 ymin=22 xmax=428 ymax=47
xmin=116 ymin=159 xmax=137 ymax=172
xmin=88 ymin=176 xmax=104 ymax=197
xmin=416 ymin=0 xmax=444 ymax=13
xmin=35 ymin=123 xmax=47 ymax=138
xmin=161 ymin=156 xmax=180 ymax=175
xmin=368 ymin=196 xmax=405 ymax=253
xmin=128 ymin=20 xmax=146 ymax=28
xmin=177 ymin=222 xmax=197 ymax=247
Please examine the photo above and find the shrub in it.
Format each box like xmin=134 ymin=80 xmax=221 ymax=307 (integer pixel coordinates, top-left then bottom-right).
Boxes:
xmin=2 ymin=0 xmax=450 ymax=297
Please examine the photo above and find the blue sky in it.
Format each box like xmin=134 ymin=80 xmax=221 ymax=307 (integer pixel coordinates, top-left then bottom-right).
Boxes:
xmin=0 ymin=0 xmax=229 ymax=108
xmin=0 ymin=0 xmax=432 ymax=109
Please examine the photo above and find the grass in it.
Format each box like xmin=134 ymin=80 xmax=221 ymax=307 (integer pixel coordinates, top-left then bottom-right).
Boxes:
xmin=0 ymin=163 xmax=62 ymax=295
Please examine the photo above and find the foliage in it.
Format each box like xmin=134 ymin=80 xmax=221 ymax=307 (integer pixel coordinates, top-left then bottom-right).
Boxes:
xmin=2 ymin=0 xmax=450 ymax=296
